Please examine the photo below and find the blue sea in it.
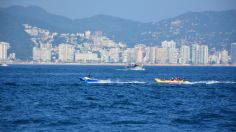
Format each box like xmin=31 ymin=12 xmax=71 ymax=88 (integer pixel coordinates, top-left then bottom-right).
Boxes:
xmin=0 ymin=65 xmax=236 ymax=132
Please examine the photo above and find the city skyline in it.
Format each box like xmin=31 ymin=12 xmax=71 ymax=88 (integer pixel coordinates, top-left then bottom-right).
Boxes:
xmin=1 ymin=24 xmax=234 ymax=65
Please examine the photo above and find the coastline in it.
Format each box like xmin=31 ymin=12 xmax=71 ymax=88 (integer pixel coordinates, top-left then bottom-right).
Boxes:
xmin=5 ymin=62 xmax=236 ymax=67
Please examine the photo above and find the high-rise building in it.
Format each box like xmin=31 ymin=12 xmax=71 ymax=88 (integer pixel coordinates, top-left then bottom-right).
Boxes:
xmin=155 ymin=48 xmax=168 ymax=64
xmin=122 ymin=50 xmax=128 ymax=63
xmin=136 ymin=47 xmax=143 ymax=63
xmin=148 ymin=47 xmax=156 ymax=64
xmin=133 ymin=44 xmax=145 ymax=63
xmin=191 ymin=44 xmax=208 ymax=64
xmin=161 ymin=40 xmax=177 ymax=64
xmin=33 ymin=47 xmax=51 ymax=62
xmin=33 ymin=43 xmax=52 ymax=62
xmin=199 ymin=45 xmax=208 ymax=64
xmin=100 ymin=49 xmax=109 ymax=63
xmin=126 ymin=48 xmax=135 ymax=63
xmin=191 ymin=44 xmax=200 ymax=64
xmin=0 ymin=42 xmax=10 ymax=61
xmin=58 ymin=44 xmax=75 ymax=62
xmin=180 ymin=45 xmax=190 ymax=64
xmin=168 ymin=48 xmax=178 ymax=64
xmin=231 ymin=43 xmax=236 ymax=64
xmin=109 ymin=48 xmax=120 ymax=63
xmin=33 ymin=47 xmax=40 ymax=61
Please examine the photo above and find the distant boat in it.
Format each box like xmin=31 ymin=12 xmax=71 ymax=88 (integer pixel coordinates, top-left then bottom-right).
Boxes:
xmin=1 ymin=63 xmax=8 ymax=67
xmin=80 ymin=77 xmax=99 ymax=83
xmin=127 ymin=63 xmax=145 ymax=71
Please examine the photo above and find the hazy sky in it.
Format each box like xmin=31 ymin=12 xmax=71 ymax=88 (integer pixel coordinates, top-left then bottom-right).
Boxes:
xmin=1 ymin=0 xmax=236 ymax=22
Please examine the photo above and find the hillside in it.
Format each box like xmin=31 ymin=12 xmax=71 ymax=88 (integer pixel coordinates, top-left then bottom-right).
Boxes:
xmin=0 ymin=6 xmax=236 ymax=59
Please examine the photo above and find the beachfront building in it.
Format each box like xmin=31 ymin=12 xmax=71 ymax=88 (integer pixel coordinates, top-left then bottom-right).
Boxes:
xmin=168 ymin=48 xmax=178 ymax=64
xmin=155 ymin=47 xmax=168 ymax=64
xmin=199 ymin=45 xmax=208 ymax=64
xmin=109 ymin=48 xmax=120 ymax=63
xmin=231 ymin=43 xmax=236 ymax=64
xmin=58 ymin=43 xmax=75 ymax=62
xmin=191 ymin=44 xmax=208 ymax=64
xmin=126 ymin=48 xmax=135 ymax=63
xmin=180 ymin=45 xmax=190 ymax=64
xmin=33 ymin=47 xmax=51 ymax=62
xmin=191 ymin=44 xmax=200 ymax=64
xmin=0 ymin=42 xmax=10 ymax=61
xmin=75 ymin=52 xmax=99 ymax=63
xmin=136 ymin=46 xmax=143 ymax=63
xmin=220 ymin=49 xmax=229 ymax=64
xmin=148 ymin=47 xmax=156 ymax=64
xmin=161 ymin=40 xmax=178 ymax=64
xmin=32 ymin=43 xmax=52 ymax=62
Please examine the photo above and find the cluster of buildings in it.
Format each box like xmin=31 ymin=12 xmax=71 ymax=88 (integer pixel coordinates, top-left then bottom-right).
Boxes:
xmin=30 ymin=38 xmax=236 ymax=65
xmin=1 ymin=24 xmax=236 ymax=65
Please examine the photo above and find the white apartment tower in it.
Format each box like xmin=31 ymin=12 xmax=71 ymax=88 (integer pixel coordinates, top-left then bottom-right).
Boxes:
xmin=191 ymin=44 xmax=208 ymax=64
xmin=161 ymin=40 xmax=178 ymax=64
xmin=199 ymin=45 xmax=208 ymax=64
xmin=0 ymin=42 xmax=10 ymax=61
xmin=180 ymin=45 xmax=190 ymax=64
xmin=191 ymin=44 xmax=200 ymax=64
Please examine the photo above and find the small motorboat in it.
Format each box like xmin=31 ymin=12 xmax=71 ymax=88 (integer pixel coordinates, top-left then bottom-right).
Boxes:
xmin=155 ymin=78 xmax=185 ymax=84
xmin=127 ymin=63 xmax=145 ymax=71
xmin=80 ymin=77 xmax=99 ymax=83
xmin=1 ymin=63 xmax=8 ymax=67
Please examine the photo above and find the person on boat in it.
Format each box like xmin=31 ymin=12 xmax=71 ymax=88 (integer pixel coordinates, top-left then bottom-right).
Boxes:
xmin=87 ymin=74 xmax=91 ymax=78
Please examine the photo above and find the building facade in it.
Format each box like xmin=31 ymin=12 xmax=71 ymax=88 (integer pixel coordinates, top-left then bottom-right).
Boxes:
xmin=180 ymin=45 xmax=190 ymax=64
xmin=231 ymin=43 xmax=236 ymax=64
xmin=0 ymin=42 xmax=10 ymax=61
xmin=58 ymin=44 xmax=75 ymax=62
xmin=192 ymin=44 xmax=208 ymax=64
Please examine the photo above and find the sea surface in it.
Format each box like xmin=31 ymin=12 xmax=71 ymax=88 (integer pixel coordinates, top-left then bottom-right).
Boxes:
xmin=0 ymin=65 xmax=236 ymax=132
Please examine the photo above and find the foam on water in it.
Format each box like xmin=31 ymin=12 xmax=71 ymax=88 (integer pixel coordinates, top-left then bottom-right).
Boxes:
xmin=87 ymin=79 xmax=146 ymax=84
xmin=182 ymin=81 xmax=236 ymax=85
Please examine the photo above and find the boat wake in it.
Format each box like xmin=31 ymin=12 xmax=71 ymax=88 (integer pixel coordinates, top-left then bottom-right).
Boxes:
xmin=115 ymin=69 xmax=146 ymax=71
xmin=87 ymin=79 xmax=146 ymax=84
xmin=182 ymin=81 xmax=236 ymax=85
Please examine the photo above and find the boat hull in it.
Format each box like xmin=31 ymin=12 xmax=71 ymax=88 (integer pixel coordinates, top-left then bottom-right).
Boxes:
xmin=80 ymin=77 xmax=99 ymax=83
xmin=1 ymin=64 xmax=8 ymax=67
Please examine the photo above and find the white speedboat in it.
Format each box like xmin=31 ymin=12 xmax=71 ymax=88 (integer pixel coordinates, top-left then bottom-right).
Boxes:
xmin=80 ymin=77 xmax=99 ymax=83
xmin=1 ymin=63 xmax=8 ymax=67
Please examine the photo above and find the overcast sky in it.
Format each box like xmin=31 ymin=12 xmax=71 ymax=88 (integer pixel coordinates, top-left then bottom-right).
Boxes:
xmin=1 ymin=0 xmax=236 ymax=22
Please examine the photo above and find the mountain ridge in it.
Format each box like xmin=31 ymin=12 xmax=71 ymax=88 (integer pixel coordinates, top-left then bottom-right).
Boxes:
xmin=0 ymin=6 xmax=236 ymax=59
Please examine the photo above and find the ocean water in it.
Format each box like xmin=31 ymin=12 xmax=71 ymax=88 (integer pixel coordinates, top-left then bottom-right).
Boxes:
xmin=0 ymin=65 xmax=236 ymax=132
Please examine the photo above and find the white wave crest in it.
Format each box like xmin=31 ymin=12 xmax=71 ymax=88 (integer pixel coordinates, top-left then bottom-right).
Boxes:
xmin=182 ymin=81 xmax=236 ymax=85
xmin=88 ymin=79 xmax=146 ymax=84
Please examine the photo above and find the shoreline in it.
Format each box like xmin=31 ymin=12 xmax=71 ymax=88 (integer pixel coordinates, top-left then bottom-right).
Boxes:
xmin=5 ymin=62 xmax=236 ymax=67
